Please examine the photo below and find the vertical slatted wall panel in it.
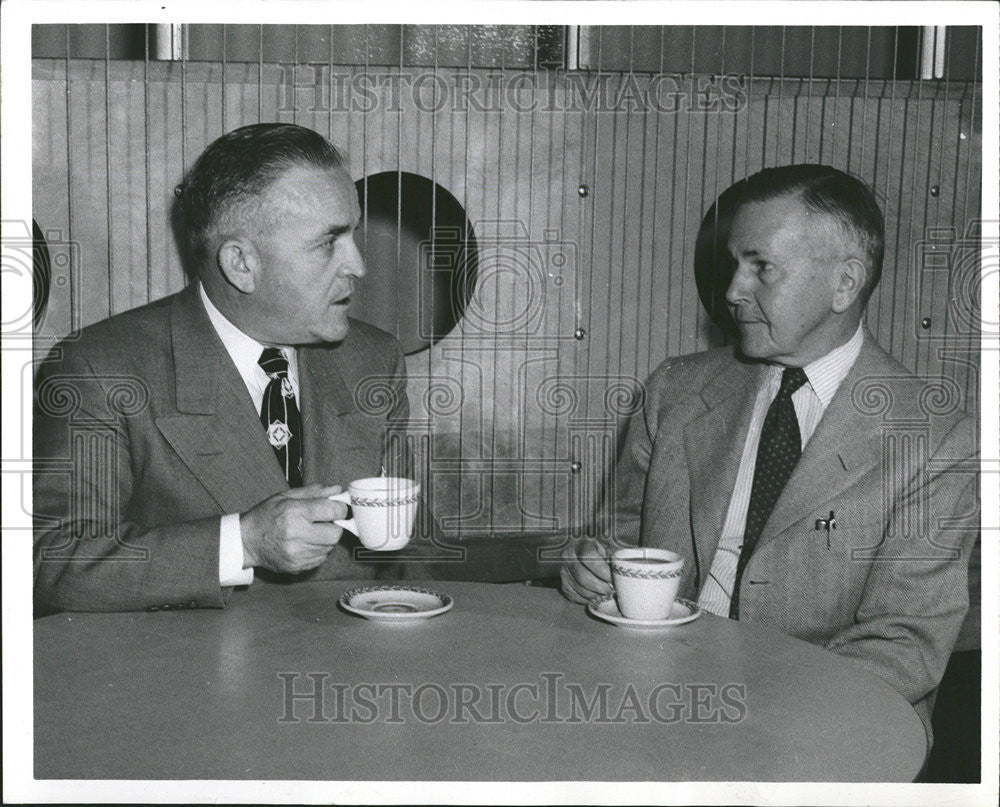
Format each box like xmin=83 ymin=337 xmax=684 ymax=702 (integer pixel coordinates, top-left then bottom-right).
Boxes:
xmin=32 ymin=42 xmax=982 ymax=538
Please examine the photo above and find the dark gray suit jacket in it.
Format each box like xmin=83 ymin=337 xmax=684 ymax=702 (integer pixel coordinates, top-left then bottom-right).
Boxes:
xmin=604 ymin=331 xmax=979 ymax=738
xmin=33 ymin=284 xmax=429 ymax=613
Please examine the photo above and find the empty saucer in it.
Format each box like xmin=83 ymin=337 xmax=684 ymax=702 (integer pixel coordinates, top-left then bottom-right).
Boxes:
xmin=587 ymin=596 xmax=702 ymax=629
xmin=339 ymin=585 xmax=454 ymax=623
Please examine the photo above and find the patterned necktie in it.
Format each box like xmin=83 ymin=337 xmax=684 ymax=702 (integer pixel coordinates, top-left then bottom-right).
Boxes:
xmin=730 ymin=366 xmax=808 ymax=619
xmin=258 ymin=348 xmax=303 ymax=488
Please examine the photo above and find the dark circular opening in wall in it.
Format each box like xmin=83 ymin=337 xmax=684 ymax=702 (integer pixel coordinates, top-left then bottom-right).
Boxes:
xmin=353 ymin=172 xmax=478 ymax=355
xmin=694 ymin=179 xmax=746 ymax=339
xmin=33 ymin=220 xmax=52 ymax=328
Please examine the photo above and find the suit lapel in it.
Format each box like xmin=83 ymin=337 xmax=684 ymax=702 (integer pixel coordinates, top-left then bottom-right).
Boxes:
xmin=298 ymin=343 xmax=373 ymax=485
xmin=758 ymin=334 xmax=888 ymax=545
xmin=683 ymin=359 xmax=764 ymax=577
xmin=154 ymin=286 xmax=288 ymax=512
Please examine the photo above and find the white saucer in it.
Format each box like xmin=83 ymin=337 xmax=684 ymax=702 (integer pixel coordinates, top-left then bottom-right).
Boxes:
xmin=339 ymin=585 xmax=454 ymax=623
xmin=587 ymin=595 xmax=702 ymax=629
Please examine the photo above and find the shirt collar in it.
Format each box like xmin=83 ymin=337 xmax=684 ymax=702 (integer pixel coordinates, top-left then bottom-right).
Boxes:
xmin=762 ymin=322 xmax=864 ymax=408
xmin=802 ymin=322 xmax=864 ymax=408
xmin=198 ymin=283 xmax=297 ymax=378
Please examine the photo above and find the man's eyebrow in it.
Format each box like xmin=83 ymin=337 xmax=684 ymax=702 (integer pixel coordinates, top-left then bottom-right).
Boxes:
xmin=320 ymin=223 xmax=353 ymax=239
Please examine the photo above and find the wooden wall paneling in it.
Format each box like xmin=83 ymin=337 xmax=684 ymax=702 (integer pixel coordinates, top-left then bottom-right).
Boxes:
xmin=662 ymin=93 xmax=689 ymax=366
xmin=882 ymin=94 xmax=916 ymax=365
xmin=556 ymin=94 xmax=590 ymax=531
xmin=536 ymin=84 xmax=562 ymax=530
xmin=70 ymin=62 xmax=115 ymax=328
xmin=159 ymin=65 xmax=193 ymax=297
xmin=948 ymin=93 xmax=982 ymax=413
xmin=531 ymin=87 xmax=568 ymax=523
xmin=31 ymin=58 xmax=984 ymax=538
xmin=142 ymin=65 xmax=177 ymax=305
xmin=917 ymin=96 xmax=954 ymax=381
xmin=867 ymin=94 xmax=903 ymax=343
xmin=945 ymin=92 xmax=977 ymax=408
xmin=703 ymin=93 xmax=739 ymax=350
xmin=900 ymin=97 xmax=935 ymax=375
xmin=583 ymin=106 xmax=615 ymax=419
xmin=631 ymin=102 xmax=658 ymax=381
xmin=32 ymin=64 xmax=73 ymax=343
xmin=110 ymin=65 xmax=151 ymax=315
xmin=644 ymin=81 xmax=677 ymax=376
xmin=932 ymin=95 xmax=979 ymax=411
xmin=876 ymin=92 xmax=910 ymax=363
xmin=605 ymin=96 xmax=634 ymax=397
xmin=676 ymin=98 xmax=710 ymax=356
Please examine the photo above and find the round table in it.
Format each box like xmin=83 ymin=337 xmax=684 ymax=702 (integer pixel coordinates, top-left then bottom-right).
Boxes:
xmin=33 ymin=580 xmax=926 ymax=781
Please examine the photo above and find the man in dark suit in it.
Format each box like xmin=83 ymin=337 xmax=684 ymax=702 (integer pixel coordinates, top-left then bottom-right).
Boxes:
xmin=34 ymin=123 xmax=432 ymax=613
xmin=560 ymin=165 xmax=979 ymax=744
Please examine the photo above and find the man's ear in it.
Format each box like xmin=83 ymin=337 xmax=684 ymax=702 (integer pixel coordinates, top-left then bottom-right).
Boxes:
xmin=831 ymin=257 xmax=868 ymax=313
xmin=216 ymin=239 xmax=258 ymax=294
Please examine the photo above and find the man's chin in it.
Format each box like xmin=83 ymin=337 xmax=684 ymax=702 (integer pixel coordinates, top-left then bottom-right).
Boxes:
xmin=735 ymin=336 xmax=773 ymax=362
xmin=323 ymin=320 xmax=351 ymax=344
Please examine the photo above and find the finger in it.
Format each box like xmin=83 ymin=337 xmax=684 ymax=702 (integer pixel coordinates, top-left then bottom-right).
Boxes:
xmin=559 ymin=567 xmax=590 ymax=604
xmin=294 ymin=497 xmax=349 ymax=523
xmin=572 ymin=563 xmax=614 ymax=598
xmin=299 ymin=523 xmax=344 ymax=548
xmin=573 ymin=538 xmax=613 ymax=584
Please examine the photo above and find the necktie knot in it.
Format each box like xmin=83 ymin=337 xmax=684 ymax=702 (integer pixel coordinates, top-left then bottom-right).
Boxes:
xmin=258 ymin=347 xmax=289 ymax=379
xmin=778 ymin=367 xmax=808 ymax=399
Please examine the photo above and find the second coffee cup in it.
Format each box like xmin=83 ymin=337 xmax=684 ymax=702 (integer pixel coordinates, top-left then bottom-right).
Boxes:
xmin=610 ymin=547 xmax=684 ymax=620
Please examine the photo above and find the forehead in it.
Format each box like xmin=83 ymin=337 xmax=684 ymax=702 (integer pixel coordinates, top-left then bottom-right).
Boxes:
xmin=729 ymin=193 xmax=847 ymax=256
xmin=258 ymin=163 xmax=359 ymax=223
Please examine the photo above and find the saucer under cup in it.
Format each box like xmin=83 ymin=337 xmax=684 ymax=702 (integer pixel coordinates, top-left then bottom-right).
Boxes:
xmin=611 ymin=547 xmax=684 ymax=620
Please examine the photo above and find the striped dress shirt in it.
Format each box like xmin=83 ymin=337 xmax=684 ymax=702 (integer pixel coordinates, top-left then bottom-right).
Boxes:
xmin=697 ymin=323 xmax=865 ymax=617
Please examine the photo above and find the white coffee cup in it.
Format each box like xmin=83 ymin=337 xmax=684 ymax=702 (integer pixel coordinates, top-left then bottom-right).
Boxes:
xmin=610 ymin=547 xmax=684 ymax=620
xmin=329 ymin=477 xmax=420 ymax=551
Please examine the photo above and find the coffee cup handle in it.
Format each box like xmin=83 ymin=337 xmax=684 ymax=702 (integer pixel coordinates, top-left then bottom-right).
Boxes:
xmin=328 ymin=491 xmax=357 ymax=535
xmin=334 ymin=517 xmax=358 ymax=536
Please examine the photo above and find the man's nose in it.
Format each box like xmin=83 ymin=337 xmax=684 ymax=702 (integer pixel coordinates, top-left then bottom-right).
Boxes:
xmin=725 ymin=262 xmax=750 ymax=306
xmin=339 ymin=239 xmax=366 ymax=279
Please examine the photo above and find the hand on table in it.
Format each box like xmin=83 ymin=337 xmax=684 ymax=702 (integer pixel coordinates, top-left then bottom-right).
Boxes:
xmin=560 ymin=536 xmax=614 ymax=603
xmin=240 ymin=484 xmax=347 ymax=574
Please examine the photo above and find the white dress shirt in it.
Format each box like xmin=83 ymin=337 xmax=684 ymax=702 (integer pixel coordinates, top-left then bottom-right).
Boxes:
xmin=199 ymin=284 xmax=300 ymax=587
xmin=697 ymin=323 xmax=865 ymax=617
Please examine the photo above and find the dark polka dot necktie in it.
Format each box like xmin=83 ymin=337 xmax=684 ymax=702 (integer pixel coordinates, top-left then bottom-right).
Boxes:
xmin=730 ymin=366 xmax=808 ymax=619
xmin=258 ymin=348 xmax=303 ymax=488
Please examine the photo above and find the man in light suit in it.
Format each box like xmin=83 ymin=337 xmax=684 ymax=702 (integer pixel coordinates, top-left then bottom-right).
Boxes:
xmin=34 ymin=123 xmax=433 ymax=613
xmin=561 ymin=165 xmax=979 ymax=743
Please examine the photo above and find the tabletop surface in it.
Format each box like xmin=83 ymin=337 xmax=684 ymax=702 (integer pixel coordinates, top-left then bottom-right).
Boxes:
xmin=34 ymin=580 xmax=927 ymax=782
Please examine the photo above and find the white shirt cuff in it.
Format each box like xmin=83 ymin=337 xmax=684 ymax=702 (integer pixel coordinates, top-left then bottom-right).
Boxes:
xmin=219 ymin=513 xmax=254 ymax=587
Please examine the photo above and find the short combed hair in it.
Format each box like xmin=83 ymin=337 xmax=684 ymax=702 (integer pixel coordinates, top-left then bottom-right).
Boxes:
xmin=178 ymin=123 xmax=345 ymax=262
xmin=735 ymin=164 xmax=885 ymax=301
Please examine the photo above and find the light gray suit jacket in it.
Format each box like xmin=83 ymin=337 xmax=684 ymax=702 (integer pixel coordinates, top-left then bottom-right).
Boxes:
xmin=605 ymin=331 xmax=979 ymax=739
xmin=33 ymin=284 xmax=429 ymax=613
